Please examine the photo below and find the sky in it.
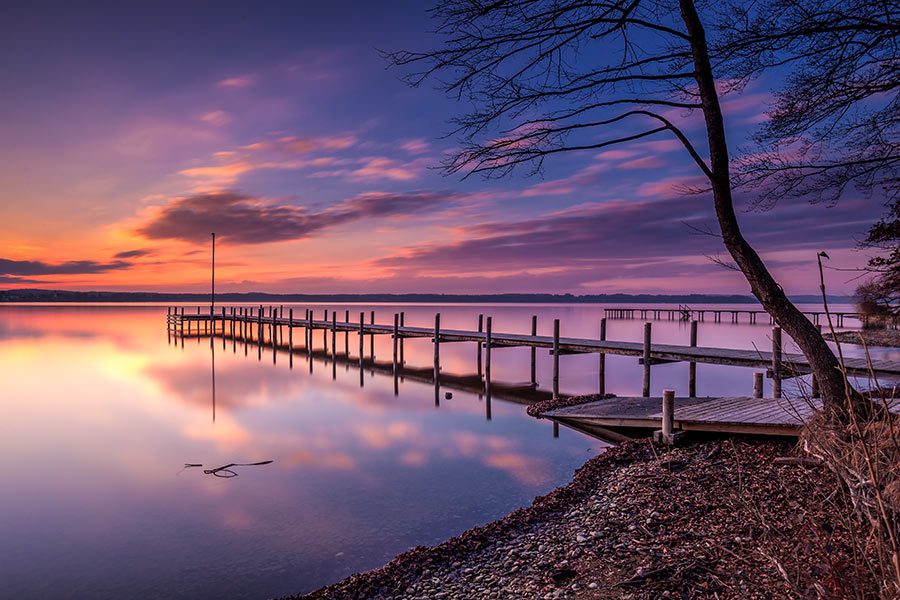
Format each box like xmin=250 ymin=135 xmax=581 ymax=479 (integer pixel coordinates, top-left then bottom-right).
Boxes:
xmin=0 ymin=1 xmax=886 ymax=296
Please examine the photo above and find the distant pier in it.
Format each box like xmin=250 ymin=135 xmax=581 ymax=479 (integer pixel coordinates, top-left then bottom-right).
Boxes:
xmin=604 ymin=306 xmax=861 ymax=327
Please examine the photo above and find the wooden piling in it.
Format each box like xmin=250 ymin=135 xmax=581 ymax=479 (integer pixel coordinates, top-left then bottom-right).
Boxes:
xmin=392 ymin=313 xmax=399 ymax=376
xmin=599 ymin=317 xmax=606 ymax=395
xmin=642 ymin=322 xmax=652 ymax=397
xmin=477 ymin=314 xmax=484 ymax=378
xmin=370 ymin=310 xmax=375 ymax=358
xmin=661 ymin=389 xmax=675 ymax=438
xmin=433 ymin=313 xmax=441 ymax=387
xmin=753 ymin=372 xmax=764 ymax=399
xmin=359 ymin=312 xmax=365 ymax=368
xmin=531 ymin=315 xmax=537 ymax=385
xmin=772 ymin=326 xmax=782 ymax=398
xmin=689 ymin=320 xmax=697 ymax=397
xmin=552 ymin=319 xmax=560 ymax=400
xmin=305 ymin=309 xmax=311 ymax=355
xmin=485 ymin=316 xmax=493 ymax=401
xmin=399 ymin=312 xmax=405 ymax=365
xmin=331 ymin=312 xmax=337 ymax=364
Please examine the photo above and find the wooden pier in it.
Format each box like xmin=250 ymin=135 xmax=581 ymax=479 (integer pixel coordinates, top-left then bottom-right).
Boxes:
xmin=168 ymin=305 xmax=900 ymax=391
xmin=604 ymin=306 xmax=860 ymax=327
xmin=167 ymin=305 xmax=900 ymax=440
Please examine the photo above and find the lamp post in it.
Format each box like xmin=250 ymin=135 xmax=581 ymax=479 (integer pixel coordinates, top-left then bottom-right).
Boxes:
xmin=210 ymin=232 xmax=216 ymax=318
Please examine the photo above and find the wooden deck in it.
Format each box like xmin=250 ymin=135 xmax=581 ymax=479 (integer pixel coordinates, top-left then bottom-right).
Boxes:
xmin=543 ymin=395 xmax=899 ymax=438
xmin=544 ymin=396 xmax=815 ymax=436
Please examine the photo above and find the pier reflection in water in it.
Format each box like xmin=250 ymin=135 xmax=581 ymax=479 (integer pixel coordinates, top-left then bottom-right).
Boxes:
xmin=0 ymin=304 xmax=610 ymax=600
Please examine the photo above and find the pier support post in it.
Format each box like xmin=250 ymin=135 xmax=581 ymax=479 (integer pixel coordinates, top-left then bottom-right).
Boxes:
xmin=753 ymin=372 xmax=764 ymax=399
xmin=393 ymin=313 xmax=399 ymax=395
xmin=359 ymin=312 xmax=365 ymax=369
xmin=599 ymin=317 xmax=606 ymax=395
xmin=485 ymin=316 xmax=493 ymax=417
xmin=653 ymin=390 xmax=684 ymax=445
xmin=370 ymin=310 xmax=375 ymax=359
xmin=331 ymin=312 xmax=337 ymax=365
xmin=399 ymin=312 xmax=405 ymax=365
xmin=689 ymin=320 xmax=697 ymax=397
xmin=772 ymin=326 xmax=783 ymax=398
xmin=642 ymin=322 xmax=652 ymax=397
xmin=392 ymin=313 xmax=399 ymax=376
xmin=305 ymin=309 xmax=311 ymax=356
xmin=552 ymin=319 xmax=560 ymax=400
xmin=433 ymin=313 xmax=441 ymax=385
xmin=662 ymin=389 xmax=674 ymax=437
xmin=477 ymin=314 xmax=484 ymax=378
xmin=345 ymin=310 xmax=350 ymax=354
xmin=530 ymin=315 xmax=537 ymax=386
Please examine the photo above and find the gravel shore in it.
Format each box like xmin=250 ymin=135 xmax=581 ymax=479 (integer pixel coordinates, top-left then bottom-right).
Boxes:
xmin=284 ymin=437 xmax=859 ymax=600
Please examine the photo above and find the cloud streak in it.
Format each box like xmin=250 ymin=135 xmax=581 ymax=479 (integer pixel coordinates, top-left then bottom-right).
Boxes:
xmin=136 ymin=190 xmax=464 ymax=245
xmin=0 ymin=258 xmax=132 ymax=276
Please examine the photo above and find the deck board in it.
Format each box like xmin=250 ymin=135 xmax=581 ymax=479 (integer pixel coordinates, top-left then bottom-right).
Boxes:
xmin=541 ymin=395 xmax=895 ymax=436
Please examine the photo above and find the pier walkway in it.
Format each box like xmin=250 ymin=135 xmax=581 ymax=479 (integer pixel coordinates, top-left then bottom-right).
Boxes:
xmin=168 ymin=305 xmax=900 ymax=441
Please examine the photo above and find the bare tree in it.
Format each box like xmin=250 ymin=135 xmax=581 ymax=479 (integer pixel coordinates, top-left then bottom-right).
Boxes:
xmin=386 ymin=0 xmax=848 ymax=409
xmin=712 ymin=0 xmax=900 ymax=208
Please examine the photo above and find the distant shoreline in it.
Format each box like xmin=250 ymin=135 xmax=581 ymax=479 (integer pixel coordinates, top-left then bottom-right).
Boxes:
xmin=0 ymin=288 xmax=849 ymax=305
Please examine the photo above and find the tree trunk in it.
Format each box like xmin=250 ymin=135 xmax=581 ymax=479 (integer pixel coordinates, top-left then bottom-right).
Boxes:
xmin=678 ymin=0 xmax=847 ymax=409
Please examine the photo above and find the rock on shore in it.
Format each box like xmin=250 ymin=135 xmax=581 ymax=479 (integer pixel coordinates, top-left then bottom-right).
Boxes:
xmin=283 ymin=438 xmax=860 ymax=600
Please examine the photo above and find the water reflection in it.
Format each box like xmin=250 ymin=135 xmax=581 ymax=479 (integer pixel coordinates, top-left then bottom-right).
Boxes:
xmin=0 ymin=304 xmax=609 ymax=600
xmin=0 ymin=302 xmax=875 ymax=600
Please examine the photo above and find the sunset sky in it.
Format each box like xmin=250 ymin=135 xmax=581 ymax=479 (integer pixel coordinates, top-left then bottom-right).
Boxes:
xmin=0 ymin=1 xmax=885 ymax=295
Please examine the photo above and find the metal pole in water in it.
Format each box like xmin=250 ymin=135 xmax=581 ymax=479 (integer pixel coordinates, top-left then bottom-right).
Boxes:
xmin=210 ymin=232 xmax=215 ymax=318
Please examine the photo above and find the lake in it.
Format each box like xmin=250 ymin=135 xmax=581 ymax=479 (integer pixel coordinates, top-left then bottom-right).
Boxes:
xmin=0 ymin=302 xmax=880 ymax=599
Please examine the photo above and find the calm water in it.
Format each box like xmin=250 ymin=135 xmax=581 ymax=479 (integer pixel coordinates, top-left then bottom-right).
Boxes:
xmin=0 ymin=302 xmax=884 ymax=599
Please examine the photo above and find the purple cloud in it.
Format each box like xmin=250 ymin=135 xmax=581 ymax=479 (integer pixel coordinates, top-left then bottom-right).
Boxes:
xmin=373 ymin=193 xmax=878 ymax=277
xmin=113 ymin=249 xmax=153 ymax=259
xmin=0 ymin=258 xmax=132 ymax=276
xmin=136 ymin=190 xmax=465 ymax=245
